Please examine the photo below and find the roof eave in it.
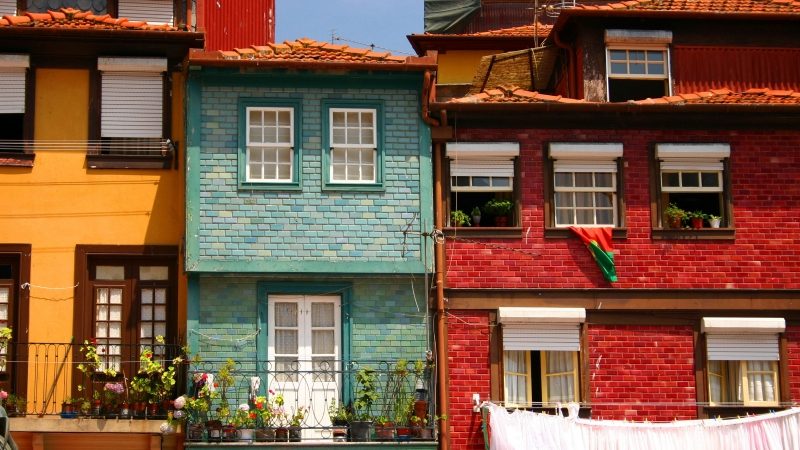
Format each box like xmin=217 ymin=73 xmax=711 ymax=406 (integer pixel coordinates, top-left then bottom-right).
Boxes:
xmin=407 ymin=34 xmax=544 ymax=55
xmin=187 ymin=56 xmax=437 ymax=72
xmin=0 ymin=26 xmax=204 ymax=47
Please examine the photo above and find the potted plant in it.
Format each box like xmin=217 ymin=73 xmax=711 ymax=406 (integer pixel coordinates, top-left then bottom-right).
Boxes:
xmin=231 ymin=403 xmax=256 ymax=441
xmin=708 ymin=214 xmax=722 ymax=228
xmin=471 ymin=206 xmax=481 ymax=226
xmin=374 ymin=416 xmax=395 ymax=441
xmin=328 ymin=401 xmax=351 ymax=442
xmin=351 ymin=367 xmax=378 ymax=442
xmin=288 ymin=406 xmax=306 ymax=442
xmin=688 ymin=210 xmax=707 ymax=229
xmin=663 ymin=202 xmax=686 ymax=229
xmin=450 ymin=210 xmax=470 ymax=227
xmin=253 ymin=393 xmax=277 ymax=442
xmin=4 ymin=393 xmax=25 ymax=417
xmin=484 ymin=198 xmax=513 ymax=226
xmin=103 ymin=381 xmax=125 ymax=418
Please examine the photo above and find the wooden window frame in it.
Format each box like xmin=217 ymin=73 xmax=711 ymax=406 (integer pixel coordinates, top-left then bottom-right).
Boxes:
xmin=0 ymin=56 xmax=35 ymax=168
xmin=0 ymin=245 xmax=30 ymax=398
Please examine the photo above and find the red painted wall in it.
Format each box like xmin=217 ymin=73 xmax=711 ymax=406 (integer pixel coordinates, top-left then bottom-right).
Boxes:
xmin=447 ymin=311 xmax=492 ymax=450
xmin=588 ymin=325 xmax=697 ymax=421
xmin=445 ymin=128 xmax=800 ymax=289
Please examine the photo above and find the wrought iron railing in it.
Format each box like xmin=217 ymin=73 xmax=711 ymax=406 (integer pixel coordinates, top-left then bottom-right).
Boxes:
xmin=0 ymin=345 xmax=438 ymax=442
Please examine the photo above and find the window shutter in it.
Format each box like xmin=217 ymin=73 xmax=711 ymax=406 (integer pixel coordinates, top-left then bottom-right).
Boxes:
xmin=553 ymin=161 xmax=618 ymax=173
xmin=502 ymin=323 xmax=581 ymax=352
xmin=0 ymin=68 xmax=25 ymax=114
xmin=450 ymin=159 xmax=514 ymax=177
xmin=0 ymin=0 xmax=15 ymax=15
xmin=702 ymin=317 xmax=784 ymax=361
xmin=498 ymin=307 xmax=585 ymax=352
xmin=101 ymin=72 xmax=163 ymax=138
xmin=118 ymin=0 xmax=174 ymax=25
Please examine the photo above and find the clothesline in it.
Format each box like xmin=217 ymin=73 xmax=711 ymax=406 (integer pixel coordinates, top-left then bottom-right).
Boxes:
xmin=484 ymin=402 xmax=800 ymax=450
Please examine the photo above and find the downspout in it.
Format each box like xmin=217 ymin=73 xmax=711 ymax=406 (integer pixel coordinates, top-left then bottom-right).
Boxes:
xmin=421 ymin=69 xmax=449 ymax=450
xmin=553 ymin=28 xmax=579 ymax=98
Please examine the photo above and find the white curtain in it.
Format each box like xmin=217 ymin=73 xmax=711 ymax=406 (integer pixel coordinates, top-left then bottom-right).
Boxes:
xmin=488 ymin=403 xmax=800 ymax=450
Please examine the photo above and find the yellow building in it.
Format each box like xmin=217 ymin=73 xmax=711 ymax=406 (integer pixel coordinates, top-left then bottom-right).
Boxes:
xmin=0 ymin=7 xmax=201 ymax=449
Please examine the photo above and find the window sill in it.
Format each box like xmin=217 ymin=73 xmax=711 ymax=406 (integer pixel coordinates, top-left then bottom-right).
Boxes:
xmin=322 ymin=183 xmax=385 ymax=193
xmin=544 ymin=227 xmax=628 ymax=240
xmin=0 ymin=152 xmax=35 ymax=167
xmin=703 ymin=405 xmax=785 ymax=419
xmin=652 ymin=227 xmax=735 ymax=240
xmin=238 ymin=181 xmax=302 ymax=191
xmin=444 ymin=226 xmax=523 ymax=239
xmin=87 ymin=154 xmax=173 ymax=170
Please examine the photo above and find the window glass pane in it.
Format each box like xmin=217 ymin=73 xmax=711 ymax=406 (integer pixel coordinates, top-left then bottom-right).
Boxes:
xmin=576 ymin=209 xmax=594 ymax=224
xmin=629 ymin=50 xmax=645 ymax=61
xmin=609 ymin=50 xmax=627 ymax=60
xmin=596 ymin=209 xmax=613 ymax=225
xmin=648 ymin=63 xmax=664 ymax=75
xmin=360 ymin=128 xmax=374 ymax=145
xmin=493 ymin=177 xmax=511 ymax=188
xmin=556 ymin=209 xmax=572 ymax=225
xmin=574 ymin=173 xmax=593 ymax=188
xmin=332 ymin=111 xmax=345 ymax=127
xmin=109 ymin=304 xmax=122 ymax=322
xmin=346 ymin=128 xmax=359 ymax=144
xmin=681 ymin=172 xmax=700 ymax=187
xmin=595 ymin=172 xmax=613 ymax=187
xmin=503 ymin=351 xmax=529 ymax=405
xmin=140 ymin=266 xmax=168 ymax=281
xmin=575 ymin=192 xmax=593 ymax=207
xmin=277 ymin=126 xmax=291 ymax=143
xmin=647 ymin=51 xmax=664 ymax=62
xmin=610 ymin=62 xmax=627 ymax=74
xmin=629 ymin=63 xmax=645 ymax=74
xmin=249 ymin=127 xmax=263 ymax=143
xmin=154 ymin=288 xmax=166 ymax=304
xmin=154 ymin=323 xmax=166 ymax=338
xmin=312 ymin=330 xmax=335 ymax=354
xmin=277 ymin=163 xmax=291 ymax=180
xmin=141 ymin=289 xmax=153 ymax=304
xmin=472 ymin=177 xmax=491 ymax=187
xmin=141 ymin=305 xmax=153 ymax=321
xmin=96 ymin=266 xmax=124 ymax=280
xmin=96 ymin=304 xmax=108 ymax=321
xmin=346 ymin=111 xmax=359 ymax=126
xmin=311 ymin=303 xmax=334 ymax=327
xmin=108 ymin=321 xmax=122 ymax=338
xmin=110 ymin=288 xmax=122 ymax=304
xmin=277 ymin=110 xmax=291 ymax=127
xmin=154 ymin=305 xmax=166 ymax=321
xmin=453 ymin=176 xmax=470 ymax=187
xmin=595 ymin=192 xmax=612 ymax=208
xmin=701 ymin=172 xmax=720 ymax=187
xmin=555 ymin=192 xmax=573 ymax=207
xmin=331 ymin=149 xmax=346 ymax=164
xmin=264 ymin=125 xmax=277 ymax=143
xmin=332 ymin=128 xmax=346 ymax=145
xmin=662 ymin=172 xmax=680 ymax=187
xmin=554 ymin=172 xmax=572 ymax=187
xmin=276 ymin=329 xmax=298 ymax=355
xmin=275 ymin=302 xmax=298 ymax=327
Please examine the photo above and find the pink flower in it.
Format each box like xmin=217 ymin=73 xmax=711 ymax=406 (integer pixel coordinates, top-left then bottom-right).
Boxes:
xmin=0 ymin=390 xmax=7 ymax=400
xmin=173 ymin=396 xmax=186 ymax=410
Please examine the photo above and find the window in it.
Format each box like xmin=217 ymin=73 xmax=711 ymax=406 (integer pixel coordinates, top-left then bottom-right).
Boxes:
xmin=702 ymin=317 xmax=784 ymax=407
xmin=74 ymin=246 xmax=177 ymax=378
xmin=605 ymin=30 xmax=672 ymax=102
xmin=0 ymin=245 xmax=30 ymax=395
xmin=655 ymin=143 xmax=730 ymax=229
xmin=329 ymin=108 xmax=377 ymax=184
xmin=0 ymin=54 xmax=29 ymax=154
xmin=118 ymin=0 xmax=175 ymax=25
xmin=498 ymin=307 xmax=585 ymax=406
xmin=268 ymin=295 xmax=340 ymax=439
xmin=548 ymin=143 xmax=623 ymax=228
xmin=92 ymin=57 xmax=172 ymax=168
xmin=447 ymin=142 xmax=519 ymax=227
xmin=246 ymin=107 xmax=294 ymax=183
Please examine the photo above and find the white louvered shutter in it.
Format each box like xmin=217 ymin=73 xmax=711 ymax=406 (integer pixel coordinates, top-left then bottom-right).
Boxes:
xmin=118 ymin=0 xmax=174 ymax=25
xmin=502 ymin=323 xmax=581 ymax=352
xmin=706 ymin=334 xmax=780 ymax=361
xmin=0 ymin=68 xmax=25 ymax=114
xmin=101 ymin=72 xmax=163 ymax=138
xmin=0 ymin=0 xmax=15 ymax=15
xmin=450 ymin=159 xmax=514 ymax=178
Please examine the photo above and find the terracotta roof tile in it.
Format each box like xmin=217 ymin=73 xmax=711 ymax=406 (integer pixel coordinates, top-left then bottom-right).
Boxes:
xmin=632 ymin=89 xmax=800 ymax=104
xmin=205 ymin=38 xmax=419 ymax=66
xmin=572 ymin=0 xmax=800 ymax=13
xmin=464 ymin=22 xmax=553 ymax=39
xmin=452 ymin=87 xmax=800 ymax=105
xmin=0 ymin=8 xmax=180 ymax=31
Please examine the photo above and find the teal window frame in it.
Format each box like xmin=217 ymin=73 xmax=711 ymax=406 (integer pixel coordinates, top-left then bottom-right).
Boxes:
xmin=237 ymin=98 xmax=302 ymax=191
xmin=322 ymin=100 xmax=385 ymax=192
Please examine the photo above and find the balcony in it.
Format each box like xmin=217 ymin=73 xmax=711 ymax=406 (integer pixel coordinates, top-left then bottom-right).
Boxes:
xmin=0 ymin=139 xmax=177 ymax=170
xmin=0 ymin=343 xmax=437 ymax=448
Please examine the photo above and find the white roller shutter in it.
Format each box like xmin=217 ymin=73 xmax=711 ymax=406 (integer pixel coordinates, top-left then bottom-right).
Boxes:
xmin=446 ymin=142 xmax=519 ymax=159
xmin=0 ymin=55 xmax=29 ymax=115
xmin=549 ymin=143 xmax=623 ymax=160
xmin=498 ymin=307 xmax=585 ymax=352
xmin=0 ymin=0 xmax=15 ymax=16
xmin=554 ymin=161 xmax=618 ymax=173
xmin=101 ymin=71 xmax=164 ymax=138
xmin=451 ymin=159 xmax=514 ymax=177
xmin=503 ymin=323 xmax=581 ymax=352
xmin=118 ymin=0 xmax=174 ymax=25
xmin=703 ymin=317 xmax=784 ymax=361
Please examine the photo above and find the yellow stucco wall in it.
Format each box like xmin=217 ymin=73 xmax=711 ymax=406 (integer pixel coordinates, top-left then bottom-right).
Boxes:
xmin=0 ymin=68 xmax=187 ymax=403
xmin=437 ymin=50 xmax=502 ymax=84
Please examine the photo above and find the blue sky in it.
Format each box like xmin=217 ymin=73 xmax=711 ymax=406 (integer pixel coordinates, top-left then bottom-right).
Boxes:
xmin=275 ymin=0 xmax=424 ymax=56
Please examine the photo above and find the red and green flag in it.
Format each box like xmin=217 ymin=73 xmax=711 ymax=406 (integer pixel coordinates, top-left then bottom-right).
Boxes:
xmin=568 ymin=227 xmax=617 ymax=283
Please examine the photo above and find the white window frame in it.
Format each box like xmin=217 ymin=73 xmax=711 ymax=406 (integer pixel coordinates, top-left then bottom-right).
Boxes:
xmin=607 ymin=46 xmax=670 ymax=80
xmin=246 ymin=107 xmax=294 ymax=183
xmin=448 ymin=142 xmax=518 ymax=193
xmin=657 ymin=143 xmax=728 ymax=193
xmin=550 ymin=143 xmax=622 ymax=228
xmin=329 ymin=108 xmax=377 ymax=184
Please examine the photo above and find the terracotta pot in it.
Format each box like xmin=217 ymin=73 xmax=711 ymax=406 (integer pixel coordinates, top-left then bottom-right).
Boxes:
xmin=255 ymin=427 xmax=276 ymax=442
xmin=691 ymin=217 xmax=704 ymax=229
xmin=274 ymin=426 xmax=289 ymax=442
xmin=375 ymin=423 xmax=395 ymax=441
xmin=494 ymin=215 xmax=509 ymax=227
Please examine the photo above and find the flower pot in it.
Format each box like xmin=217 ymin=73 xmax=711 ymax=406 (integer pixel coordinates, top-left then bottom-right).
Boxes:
xmin=119 ymin=402 xmax=130 ymax=419
xmin=375 ymin=423 xmax=395 ymax=441
xmin=255 ymin=427 xmax=276 ymax=442
xmin=275 ymin=426 xmax=289 ymax=442
xmin=494 ymin=215 xmax=509 ymax=227
xmin=349 ymin=420 xmax=372 ymax=442
xmin=132 ymin=401 xmax=147 ymax=419
xmin=414 ymin=426 xmax=433 ymax=440
xmin=396 ymin=426 xmax=412 ymax=442
xmin=221 ymin=424 xmax=238 ymax=441
xmin=91 ymin=400 xmax=103 ymax=417
xmin=60 ymin=402 xmax=77 ymax=419
xmin=413 ymin=400 xmax=428 ymax=419
xmin=146 ymin=402 xmax=159 ymax=418
xmin=332 ymin=426 xmax=348 ymax=442
xmin=691 ymin=217 xmax=704 ymax=229
xmin=472 ymin=215 xmax=481 ymax=226
xmin=289 ymin=425 xmax=302 ymax=442
xmin=239 ymin=428 xmax=255 ymax=442
xmin=709 ymin=218 xmax=721 ymax=228
xmin=186 ymin=423 xmax=205 ymax=441
xmin=206 ymin=420 xmax=222 ymax=442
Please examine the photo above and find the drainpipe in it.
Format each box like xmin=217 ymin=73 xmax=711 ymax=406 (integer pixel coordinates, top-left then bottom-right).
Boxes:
xmin=553 ymin=29 xmax=579 ymax=98
xmin=421 ymin=69 xmax=449 ymax=450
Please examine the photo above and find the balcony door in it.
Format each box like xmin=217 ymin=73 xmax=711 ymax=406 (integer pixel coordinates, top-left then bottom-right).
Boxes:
xmin=267 ymin=295 xmax=340 ymax=439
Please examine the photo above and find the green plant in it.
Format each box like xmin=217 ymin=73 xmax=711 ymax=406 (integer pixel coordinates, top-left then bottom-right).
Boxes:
xmin=253 ymin=394 xmax=275 ymax=427
xmin=708 ymin=214 xmax=721 ymax=221
xmin=450 ymin=210 xmax=470 ymax=226
xmin=78 ymin=338 xmax=117 ymax=378
xmin=289 ymin=406 xmax=306 ymax=427
xmin=328 ymin=401 xmax=351 ymax=425
xmin=483 ymin=198 xmax=513 ymax=216
xmin=353 ymin=367 xmax=379 ymax=421
xmin=215 ymin=359 xmax=236 ymax=422
xmin=231 ymin=404 xmax=256 ymax=428
xmin=688 ymin=210 xmax=707 ymax=219
xmin=470 ymin=206 xmax=481 ymax=216
xmin=664 ymin=203 xmax=686 ymax=219
xmin=381 ymin=359 xmax=415 ymax=425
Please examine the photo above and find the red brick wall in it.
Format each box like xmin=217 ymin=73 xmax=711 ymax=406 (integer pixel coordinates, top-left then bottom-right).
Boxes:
xmin=445 ymin=129 xmax=800 ymax=289
xmin=788 ymin=325 xmax=800 ymax=401
xmin=589 ymin=325 xmax=697 ymax=421
xmin=447 ymin=310 xmax=492 ymax=450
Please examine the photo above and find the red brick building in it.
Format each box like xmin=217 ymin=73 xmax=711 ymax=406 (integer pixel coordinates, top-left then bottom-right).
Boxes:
xmin=414 ymin=1 xmax=800 ymax=448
